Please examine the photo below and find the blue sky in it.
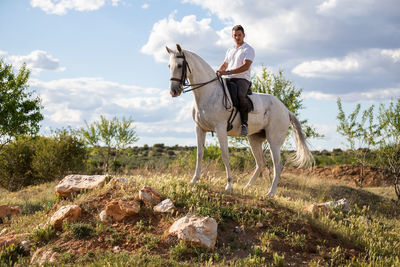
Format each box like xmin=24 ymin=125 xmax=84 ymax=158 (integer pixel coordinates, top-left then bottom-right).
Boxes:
xmin=1 ymin=0 xmax=399 ymax=150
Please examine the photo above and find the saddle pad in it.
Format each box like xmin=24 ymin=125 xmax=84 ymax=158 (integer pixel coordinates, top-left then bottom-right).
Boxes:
xmin=247 ymin=94 xmax=262 ymax=114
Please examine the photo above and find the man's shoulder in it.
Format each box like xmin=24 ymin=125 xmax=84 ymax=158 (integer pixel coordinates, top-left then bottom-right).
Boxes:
xmin=243 ymin=42 xmax=254 ymax=51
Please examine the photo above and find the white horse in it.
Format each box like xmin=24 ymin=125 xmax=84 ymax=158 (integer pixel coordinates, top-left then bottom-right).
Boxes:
xmin=166 ymin=44 xmax=313 ymax=196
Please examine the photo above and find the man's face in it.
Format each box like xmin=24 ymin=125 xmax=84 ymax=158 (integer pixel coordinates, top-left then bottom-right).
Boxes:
xmin=232 ymin=30 xmax=245 ymax=46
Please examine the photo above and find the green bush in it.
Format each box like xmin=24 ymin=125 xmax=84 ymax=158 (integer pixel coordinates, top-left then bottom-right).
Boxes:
xmin=67 ymin=222 xmax=95 ymax=239
xmin=0 ymin=130 xmax=87 ymax=191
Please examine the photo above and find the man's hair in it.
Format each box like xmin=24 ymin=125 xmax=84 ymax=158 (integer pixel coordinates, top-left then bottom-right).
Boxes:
xmin=232 ymin=25 xmax=244 ymax=34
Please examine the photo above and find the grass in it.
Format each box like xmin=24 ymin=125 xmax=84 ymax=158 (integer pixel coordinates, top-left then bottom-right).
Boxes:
xmin=0 ymin=168 xmax=400 ymax=266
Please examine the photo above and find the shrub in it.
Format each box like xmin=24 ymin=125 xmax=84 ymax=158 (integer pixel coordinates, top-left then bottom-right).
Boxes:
xmin=31 ymin=225 xmax=57 ymax=246
xmin=0 ymin=244 xmax=28 ymax=266
xmin=0 ymin=130 xmax=87 ymax=191
xmin=67 ymin=222 xmax=95 ymax=239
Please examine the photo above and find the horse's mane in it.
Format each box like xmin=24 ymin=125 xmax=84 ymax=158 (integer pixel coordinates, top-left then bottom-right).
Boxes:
xmin=184 ymin=50 xmax=216 ymax=77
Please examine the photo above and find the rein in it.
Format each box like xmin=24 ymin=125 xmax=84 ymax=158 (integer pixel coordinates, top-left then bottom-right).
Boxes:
xmin=170 ymin=53 xmax=219 ymax=93
xmin=170 ymin=51 xmax=235 ymax=131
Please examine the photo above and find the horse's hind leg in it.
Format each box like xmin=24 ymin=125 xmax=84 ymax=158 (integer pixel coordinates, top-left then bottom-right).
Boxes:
xmin=267 ymin=142 xmax=284 ymax=197
xmin=244 ymin=133 xmax=266 ymax=190
xmin=215 ymin=127 xmax=233 ymax=191
xmin=191 ymin=125 xmax=206 ymax=188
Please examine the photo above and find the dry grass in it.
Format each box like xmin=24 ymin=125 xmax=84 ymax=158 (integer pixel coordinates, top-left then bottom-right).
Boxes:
xmin=1 ymin=169 xmax=399 ymax=266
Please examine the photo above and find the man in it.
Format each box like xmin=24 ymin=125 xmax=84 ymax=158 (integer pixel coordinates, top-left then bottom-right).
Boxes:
xmin=217 ymin=25 xmax=255 ymax=136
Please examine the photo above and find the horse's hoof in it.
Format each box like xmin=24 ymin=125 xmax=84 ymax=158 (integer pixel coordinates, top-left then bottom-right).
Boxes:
xmin=225 ymin=183 xmax=233 ymax=192
xmin=266 ymin=191 xmax=275 ymax=198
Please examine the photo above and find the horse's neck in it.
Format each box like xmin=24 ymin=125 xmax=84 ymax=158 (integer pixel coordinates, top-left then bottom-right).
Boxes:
xmin=185 ymin=51 xmax=223 ymax=108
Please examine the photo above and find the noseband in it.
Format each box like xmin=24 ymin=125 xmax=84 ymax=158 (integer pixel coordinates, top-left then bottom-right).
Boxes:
xmin=170 ymin=52 xmax=218 ymax=93
xmin=169 ymin=54 xmax=192 ymax=90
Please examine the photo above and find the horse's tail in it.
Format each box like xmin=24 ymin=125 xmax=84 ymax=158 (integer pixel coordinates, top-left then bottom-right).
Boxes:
xmin=289 ymin=112 xmax=314 ymax=168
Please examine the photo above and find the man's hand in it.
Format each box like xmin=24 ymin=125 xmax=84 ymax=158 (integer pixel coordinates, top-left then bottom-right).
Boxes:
xmin=216 ymin=69 xmax=228 ymax=77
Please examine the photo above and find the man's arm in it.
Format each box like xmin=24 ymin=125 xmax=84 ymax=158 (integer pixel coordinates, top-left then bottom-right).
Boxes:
xmin=217 ymin=62 xmax=228 ymax=76
xmin=218 ymin=60 xmax=252 ymax=76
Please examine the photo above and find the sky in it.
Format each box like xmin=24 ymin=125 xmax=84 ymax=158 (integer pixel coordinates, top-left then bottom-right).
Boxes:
xmin=0 ymin=0 xmax=399 ymax=150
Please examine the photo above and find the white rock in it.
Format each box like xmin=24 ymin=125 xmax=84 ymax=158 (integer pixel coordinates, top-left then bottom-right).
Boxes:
xmin=55 ymin=174 xmax=108 ymax=197
xmin=0 ymin=228 xmax=7 ymax=236
xmin=323 ymin=198 xmax=350 ymax=212
xmin=169 ymin=216 xmax=218 ymax=249
xmin=153 ymin=199 xmax=175 ymax=213
xmin=50 ymin=205 xmax=82 ymax=229
xmin=20 ymin=240 xmax=31 ymax=252
xmin=255 ymin=222 xmax=263 ymax=228
xmin=30 ymin=248 xmax=59 ymax=265
xmin=99 ymin=210 xmax=112 ymax=224
xmin=138 ymin=186 xmax=161 ymax=204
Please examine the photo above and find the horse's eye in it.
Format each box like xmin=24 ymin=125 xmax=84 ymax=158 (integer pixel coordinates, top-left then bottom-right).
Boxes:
xmin=177 ymin=64 xmax=182 ymax=68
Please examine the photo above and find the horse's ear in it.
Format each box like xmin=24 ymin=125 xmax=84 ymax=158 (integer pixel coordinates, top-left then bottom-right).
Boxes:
xmin=166 ymin=46 xmax=173 ymax=54
xmin=176 ymin=44 xmax=182 ymax=53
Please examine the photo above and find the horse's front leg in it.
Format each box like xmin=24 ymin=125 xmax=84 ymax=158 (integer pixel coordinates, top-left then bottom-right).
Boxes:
xmin=215 ymin=126 xmax=233 ymax=191
xmin=191 ymin=125 xmax=206 ymax=188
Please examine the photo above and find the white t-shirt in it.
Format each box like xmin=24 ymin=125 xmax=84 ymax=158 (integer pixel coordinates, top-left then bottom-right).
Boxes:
xmin=224 ymin=42 xmax=255 ymax=81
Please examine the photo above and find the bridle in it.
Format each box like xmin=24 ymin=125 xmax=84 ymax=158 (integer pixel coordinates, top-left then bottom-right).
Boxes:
xmin=170 ymin=52 xmax=219 ymax=93
xmin=169 ymin=50 xmax=236 ymax=131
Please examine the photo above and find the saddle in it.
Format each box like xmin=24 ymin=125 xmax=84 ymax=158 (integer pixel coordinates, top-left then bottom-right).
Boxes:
xmin=226 ymin=80 xmax=254 ymax=112
xmin=222 ymin=79 xmax=254 ymax=132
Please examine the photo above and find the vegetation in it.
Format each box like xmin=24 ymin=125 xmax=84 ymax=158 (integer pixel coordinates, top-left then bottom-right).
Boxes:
xmin=0 ymin=58 xmax=398 ymax=265
xmin=0 ymin=170 xmax=399 ymax=266
xmin=80 ymin=115 xmax=139 ymax=173
xmin=252 ymin=67 xmax=322 ymax=139
xmin=0 ymin=60 xmax=43 ymax=151
xmin=0 ymin=129 xmax=86 ymax=191
xmin=337 ymin=98 xmax=400 ymax=199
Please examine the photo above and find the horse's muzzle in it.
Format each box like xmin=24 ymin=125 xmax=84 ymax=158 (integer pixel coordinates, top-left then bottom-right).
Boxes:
xmin=170 ymin=84 xmax=182 ymax=97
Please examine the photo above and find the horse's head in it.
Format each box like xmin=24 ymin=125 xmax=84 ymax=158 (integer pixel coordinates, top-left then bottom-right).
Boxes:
xmin=166 ymin=44 xmax=189 ymax=97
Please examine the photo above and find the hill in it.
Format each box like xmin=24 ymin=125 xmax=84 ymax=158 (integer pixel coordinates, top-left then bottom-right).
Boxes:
xmin=0 ymin=169 xmax=399 ymax=266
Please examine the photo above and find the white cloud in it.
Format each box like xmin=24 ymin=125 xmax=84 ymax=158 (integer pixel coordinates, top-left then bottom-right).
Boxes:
xmin=141 ymin=12 xmax=220 ymax=62
xmin=0 ymin=51 xmax=7 ymax=56
xmin=46 ymin=102 xmax=82 ymax=123
xmin=292 ymin=57 xmax=360 ymax=78
xmin=183 ymin=0 xmax=330 ymax=53
xmin=292 ymin=48 xmax=400 ymax=78
xmin=316 ymin=0 xmax=382 ymax=16
xmin=183 ymin=0 xmax=400 ymax=56
xmin=141 ymin=3 xmax=149 ymax=9
xmin=7 ymin=50 xmax=65 ymax=75
xmin=304 ymin=87 xmax=400 ymax=102
xmin=381 ymin=49 xmax=400 ymax=63
xmin=28 ymin=77 xmax=192 ymax=141
xmin=30 ymin=0 xmax=119 ymax=15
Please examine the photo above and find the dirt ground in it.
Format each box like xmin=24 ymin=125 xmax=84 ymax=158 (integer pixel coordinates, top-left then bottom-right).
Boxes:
xmin=286 ymin=165 xmax=394 ymax=187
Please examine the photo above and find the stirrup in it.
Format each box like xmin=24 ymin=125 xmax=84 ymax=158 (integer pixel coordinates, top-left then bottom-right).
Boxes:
xmin=240 ymin=124 xmax=248 ymax=137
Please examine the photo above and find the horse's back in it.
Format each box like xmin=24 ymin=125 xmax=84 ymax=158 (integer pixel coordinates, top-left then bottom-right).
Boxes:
xmin=248 ymin=93 xmax=287 ymax=114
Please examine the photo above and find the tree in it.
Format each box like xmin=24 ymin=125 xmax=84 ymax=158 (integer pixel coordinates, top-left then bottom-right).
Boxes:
xmin=80 ymin=115 xmax=139 ymax=173
xmin=337 ymin=98 xmax=400 ymax=200
xmin=252 ymin=67 xmax=322 ymax=139
xmin=377 ymin=99 xmax=400 ymax=200
xmin=0 ymin=60 xmax=43 ymax=151
xmin=336 ymin=98 xmax=379 ymax=186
